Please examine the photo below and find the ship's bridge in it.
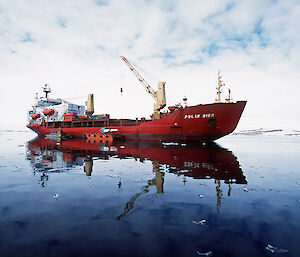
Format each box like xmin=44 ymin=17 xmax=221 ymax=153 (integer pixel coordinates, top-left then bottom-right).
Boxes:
xmin=35 ymin=97 xmax=62 ymax=107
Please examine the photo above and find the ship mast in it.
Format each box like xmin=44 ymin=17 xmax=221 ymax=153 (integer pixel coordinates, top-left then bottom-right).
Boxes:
xmin=215 ymin=71 xmax=225 ymax=103
xmin=43 ymin=84 xmax=51 ymax=98
xmin=120 ymin=56 xmax=166 ymax=120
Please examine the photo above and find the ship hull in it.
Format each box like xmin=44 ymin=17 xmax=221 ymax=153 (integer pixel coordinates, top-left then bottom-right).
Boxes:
xmin=27 ymin=101 xmax=246 ymax=142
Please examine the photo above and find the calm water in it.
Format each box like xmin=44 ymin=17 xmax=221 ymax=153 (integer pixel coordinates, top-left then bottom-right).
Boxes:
xmin=0 ymin=131 xmax=299 ymax=257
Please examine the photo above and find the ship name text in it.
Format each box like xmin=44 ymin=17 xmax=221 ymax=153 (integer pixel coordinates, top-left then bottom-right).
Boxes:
xmin=184 ymin=113 xmax=215 ymax=119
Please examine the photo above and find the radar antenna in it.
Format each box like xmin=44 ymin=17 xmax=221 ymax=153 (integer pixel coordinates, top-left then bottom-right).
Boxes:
xmin=43 ymin=84 xmax=51 ymax=98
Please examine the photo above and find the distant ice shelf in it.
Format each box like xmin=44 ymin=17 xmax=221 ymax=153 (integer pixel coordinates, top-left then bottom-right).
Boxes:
xmin=232 ymin=128 xmax=300 ymax=136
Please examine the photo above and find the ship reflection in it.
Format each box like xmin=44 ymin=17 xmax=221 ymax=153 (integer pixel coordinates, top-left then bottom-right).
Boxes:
xmin=26 ymin=137 xmax=246 ymax=213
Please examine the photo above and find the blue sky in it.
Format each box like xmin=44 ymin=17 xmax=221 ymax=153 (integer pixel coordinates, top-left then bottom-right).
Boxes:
xmin=0 ymin=0 xmax=300 ymax=130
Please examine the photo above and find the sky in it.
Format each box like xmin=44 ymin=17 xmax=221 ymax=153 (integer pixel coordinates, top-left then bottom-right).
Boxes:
xmin=0 ymin=0 xmax=300 ymax=130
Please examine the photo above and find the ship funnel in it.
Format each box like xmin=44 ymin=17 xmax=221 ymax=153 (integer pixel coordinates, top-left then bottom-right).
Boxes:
xmin=85 ymin=94 xmax=94 ymax=116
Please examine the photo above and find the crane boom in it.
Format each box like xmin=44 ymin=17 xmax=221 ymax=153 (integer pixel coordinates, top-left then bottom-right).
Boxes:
xmin=120 ymin=56 xmax=157 ymax=99
xmin=121 ymin=56 xmax=166 ymax=120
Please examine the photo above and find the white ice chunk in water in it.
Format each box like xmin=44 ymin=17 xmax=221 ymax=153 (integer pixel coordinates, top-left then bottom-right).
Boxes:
xmin=266 ymin=244 xmax=288 ymax=253
xmin=197 ymin=250 xmax=212 ymax=256
xmin=192 ymin=219 xmax=206 ymax=225
xmin=53 ymin=193 xmax=60 ymax=199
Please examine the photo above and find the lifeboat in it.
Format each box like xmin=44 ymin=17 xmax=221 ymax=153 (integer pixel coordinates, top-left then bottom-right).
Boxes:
xmin=43 ymin=109 xmax=55 ymax=116
xmin=31 ymin=113 xmax=40 ymax=120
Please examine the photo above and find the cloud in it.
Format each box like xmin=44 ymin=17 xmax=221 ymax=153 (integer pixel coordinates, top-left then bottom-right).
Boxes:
xmin=21 ymin=32 xmax=34 ymax=43
xmin=0 ymin=0 xmax=299 ymax=130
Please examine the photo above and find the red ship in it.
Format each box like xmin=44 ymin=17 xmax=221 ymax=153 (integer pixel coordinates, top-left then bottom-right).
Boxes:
xmin=27 ymin=57 xmax=246 ymax=142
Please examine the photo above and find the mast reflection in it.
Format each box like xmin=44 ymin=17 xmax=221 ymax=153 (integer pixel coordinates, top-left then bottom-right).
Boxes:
xmin=27 ymin=137 xmax=246 ymax=213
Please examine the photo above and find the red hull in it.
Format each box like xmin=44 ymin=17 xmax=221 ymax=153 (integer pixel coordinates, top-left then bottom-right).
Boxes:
xmin=27 ymin=101 xmax=246 ymax=142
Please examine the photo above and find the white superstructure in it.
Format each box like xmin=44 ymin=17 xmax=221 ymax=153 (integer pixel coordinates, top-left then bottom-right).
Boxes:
xmin=28 ymin=84 xmax=85 ymax=124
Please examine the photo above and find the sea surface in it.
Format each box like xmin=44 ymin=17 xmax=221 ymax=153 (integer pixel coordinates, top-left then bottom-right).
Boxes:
xmin=0 ymin=131 xmax=299 ymax=257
